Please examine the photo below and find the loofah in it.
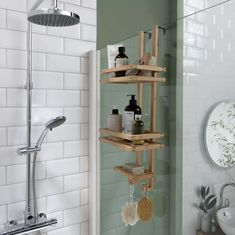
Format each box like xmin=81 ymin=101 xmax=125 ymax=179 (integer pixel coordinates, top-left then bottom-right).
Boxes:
xmin=137 ymin=197 xmax=153 ymax=222
xmin=121 ymin=201 xmax=139 ymax=226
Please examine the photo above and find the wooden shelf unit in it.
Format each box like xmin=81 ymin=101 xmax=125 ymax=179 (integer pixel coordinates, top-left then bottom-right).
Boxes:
xmin=100 ymin=75 xmax=166 ymax=84
xmin=100 ymin=137 xmax=164 ymax=152
xmin=114 ymin=166 xmax=154 ymax=184
xmin=100 ymin=128 xmax=164 ymax=141
xmin=100 ymin=64 xmax=166 ymax=75
xmin=100 ymin=25 xmax=165 ymax=191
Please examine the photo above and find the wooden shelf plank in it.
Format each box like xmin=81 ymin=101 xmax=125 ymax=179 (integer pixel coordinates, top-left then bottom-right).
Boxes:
xmin=114 ymin=166 xmax=154 ymax=183
xmin=100 ymin=137 xmax=164 ymax=152
xmin=100 ymin=64 xmax=166 ymax=74
xmin=100 ymin=128 xmax=164 ymax=141
xmin=100 ymin=76 xmax=166 ymax=84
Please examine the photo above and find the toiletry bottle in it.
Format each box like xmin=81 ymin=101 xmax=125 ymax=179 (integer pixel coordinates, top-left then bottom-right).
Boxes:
xmin=132 ymin=114 xmax=145 ymax=145
xmin=124 ymin=95 xmax=141 ymax=133
xmin=108 ymin=106 xmax=122 ymax=132
xmin=115 ymin=46 xmax=128 ymax=77
xmin=210 ymin=217 xmax=217 ymax=233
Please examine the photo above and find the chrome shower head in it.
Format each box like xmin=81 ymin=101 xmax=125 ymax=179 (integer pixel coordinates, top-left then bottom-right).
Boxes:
xmin=28 ymin=8 xmax=80 ymax=27
xmin=36 ymin=116 xmax=66 ymax=148
xmin=46 ymin=116 xmax=66 ymax=130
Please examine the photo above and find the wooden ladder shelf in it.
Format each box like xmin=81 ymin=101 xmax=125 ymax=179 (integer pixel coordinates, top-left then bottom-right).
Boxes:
xmin=99 ymin=25 xmax=165 ymax=189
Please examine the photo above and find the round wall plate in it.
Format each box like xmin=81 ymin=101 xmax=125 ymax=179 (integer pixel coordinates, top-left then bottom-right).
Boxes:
xmin=205 ymin=101 xmax=235 ymax=168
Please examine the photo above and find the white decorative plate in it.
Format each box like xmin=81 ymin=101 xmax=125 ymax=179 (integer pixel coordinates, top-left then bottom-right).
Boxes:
xmin=205 ymin=101 xmax=235 ymax=168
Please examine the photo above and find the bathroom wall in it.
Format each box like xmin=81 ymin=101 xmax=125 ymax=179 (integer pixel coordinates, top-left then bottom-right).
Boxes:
xmin=0 ymin=0 xmax=96 ymax=234
xmin=97 ymin=0 xmax=171 ymax=49
xmin=180 ymin=0 xmax=235 ymax=234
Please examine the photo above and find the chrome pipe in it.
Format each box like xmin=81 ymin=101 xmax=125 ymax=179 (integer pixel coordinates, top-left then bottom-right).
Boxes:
xmin=52 ymin=0 xmax=58 ymax=9
xmin=219 ymin=183 xmax=235 ymax=209
xmin=30 ymin=0 xmax=44 ymax=12
xmin=25 ymin=21 xmax=33 ymax=223
xmin=0 ymin=218 xmax=57 ymax=235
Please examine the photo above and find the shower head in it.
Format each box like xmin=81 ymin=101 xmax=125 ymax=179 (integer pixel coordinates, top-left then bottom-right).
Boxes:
xmin=28 ymin=5 xmax=80 ymax=27
xmin=46 ymin=116 xmax=66 ymax=130
xmin=36 ymin=116 xmax=66 ymax=148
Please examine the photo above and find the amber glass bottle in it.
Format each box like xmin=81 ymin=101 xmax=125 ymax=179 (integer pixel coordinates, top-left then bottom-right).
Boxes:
xmin=115 ymin=47 xmax=128 ymax=77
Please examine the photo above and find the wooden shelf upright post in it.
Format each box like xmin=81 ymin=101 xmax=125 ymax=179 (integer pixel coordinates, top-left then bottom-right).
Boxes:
xmin=136 ymin=31 xmax=144 ymax=166
xmin=148 ymin=25 xmax=159 ymax=191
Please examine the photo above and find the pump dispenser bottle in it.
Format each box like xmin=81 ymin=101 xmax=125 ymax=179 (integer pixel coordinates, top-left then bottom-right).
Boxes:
xmin=123 ymin=95 xmax=141 ymax=133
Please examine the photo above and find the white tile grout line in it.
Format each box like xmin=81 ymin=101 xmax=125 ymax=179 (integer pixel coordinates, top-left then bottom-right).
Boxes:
xmin=0 ymin=47 xmax=92 ymax=60
xmin=0 ymin=2 xmax=97 ymax=14
xmin=0 ymin=26 xmax=96 ymax=44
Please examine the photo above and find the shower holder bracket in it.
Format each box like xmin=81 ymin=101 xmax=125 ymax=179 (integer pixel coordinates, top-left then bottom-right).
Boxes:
xmin=24 ymin=82 xmax=33 ymax=90
xmin=17 ymin=146 xmax=41 ymax=155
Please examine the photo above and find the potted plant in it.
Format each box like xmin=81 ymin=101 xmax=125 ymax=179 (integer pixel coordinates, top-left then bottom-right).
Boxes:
xmin=198 ymin=186 xmax=217 ymax=232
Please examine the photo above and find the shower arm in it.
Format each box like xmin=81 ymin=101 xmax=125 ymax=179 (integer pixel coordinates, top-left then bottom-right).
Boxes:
xmin=30 ymin=0 xmax=44 ymax=12
xmin=30 ymin=0 xmax=57 ymax=13
xmin=53 ymin=0 xmax=58 ymax=9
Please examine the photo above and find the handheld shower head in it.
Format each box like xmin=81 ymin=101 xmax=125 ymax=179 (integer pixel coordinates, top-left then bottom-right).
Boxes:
xmin=36 ymin=116 xmax=66 ymax=148
xmin=46 ymin=116 xmax=66 ymax=130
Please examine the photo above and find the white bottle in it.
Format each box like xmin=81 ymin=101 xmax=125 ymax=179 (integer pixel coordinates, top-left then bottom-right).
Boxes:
xmin=108 ymin=107 xmax=122 ymax=132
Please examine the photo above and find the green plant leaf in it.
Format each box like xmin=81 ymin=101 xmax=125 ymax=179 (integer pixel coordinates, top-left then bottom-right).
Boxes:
xmin=201 ymin=186 xmax=206 ymax=200
xmin=205 ymin=195 xmax=217 ymax=210
xmin=199 ymin=203 xmax=207 ymax=213
xmin=207 ymin=197 xmax=217 ymax=210
xmin=205 ymin=186 xmax=210 ymax=196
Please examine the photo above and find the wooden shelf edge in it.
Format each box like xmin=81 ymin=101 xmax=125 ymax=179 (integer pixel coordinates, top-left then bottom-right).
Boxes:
xmin=114 ymin=166 xmax=154 ymax=183
xmin=100 ymin=128 xmax=164 ymax=141
xmin=100 ymin=137 xmax=164 ymax=152
xmin=100 ymin=76 xmax=166 ymax=84
xmin=100 ymin=64 xmax=166 ymax=74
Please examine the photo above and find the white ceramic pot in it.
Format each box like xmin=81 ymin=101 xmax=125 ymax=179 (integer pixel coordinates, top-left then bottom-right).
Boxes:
xmin=201 ymin=213 xmax=210 ymax=233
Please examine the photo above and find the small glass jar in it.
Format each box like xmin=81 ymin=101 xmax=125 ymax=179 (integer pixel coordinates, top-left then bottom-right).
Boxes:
xmin=132 ymin=114 xmax=144 ymax=145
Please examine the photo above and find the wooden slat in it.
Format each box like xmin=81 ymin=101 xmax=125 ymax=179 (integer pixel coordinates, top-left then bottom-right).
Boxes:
xmin=100 ymin=64 xmax=166 ymax=74
xmin=100 ymin=137 xmax=164 ymax=152
xmin=148 ymin=25 xmax=159 ymax=190
xmin=100 ymin=76 xmax=166 ymax=84
xmin=137 ymin=83 xmax=143 ymax=108
xmin=139 ymin=31 xmax=144 ymax=58
xmin=114 ymin=166 xmax=154 ymax=183
xmin=136 ymin=26 xmax=143 ymax=166
xmin=152 ymin=26 xmax=159 ymax=59
xmin=99 ymin=128 xmax=164 ymax=141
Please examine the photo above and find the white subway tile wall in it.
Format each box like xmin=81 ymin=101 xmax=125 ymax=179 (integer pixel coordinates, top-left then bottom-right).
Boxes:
xmin=182 ymin=0 xmax=235 ymax=234
xmin=0 ymin=0 xmax=96 ymax=234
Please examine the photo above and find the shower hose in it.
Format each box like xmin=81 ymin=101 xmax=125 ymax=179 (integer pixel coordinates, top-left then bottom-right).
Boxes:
xmin=32 ymin=152 xmax=42 ymax=235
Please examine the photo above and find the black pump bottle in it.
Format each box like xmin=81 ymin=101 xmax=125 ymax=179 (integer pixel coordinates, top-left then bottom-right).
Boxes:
xmin=123 ymin=95 xmax=141 ymax=133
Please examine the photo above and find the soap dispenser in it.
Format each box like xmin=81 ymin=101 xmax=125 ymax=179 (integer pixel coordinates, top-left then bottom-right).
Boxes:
xmin=123 ymin=95 xmax=141 ymax=133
